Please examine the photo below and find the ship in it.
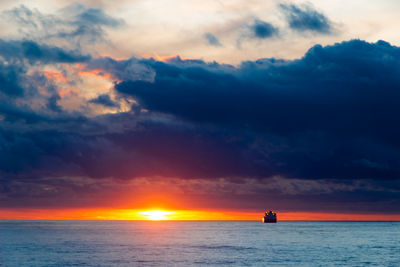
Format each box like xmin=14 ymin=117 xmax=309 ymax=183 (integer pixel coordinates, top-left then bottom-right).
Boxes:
xmin=262 ymin=210 xmax=277 ymax=223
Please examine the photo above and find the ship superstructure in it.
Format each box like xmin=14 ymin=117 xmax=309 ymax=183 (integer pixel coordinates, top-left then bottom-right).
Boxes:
xmin=262 ymin=210 xmax=277 ymax=223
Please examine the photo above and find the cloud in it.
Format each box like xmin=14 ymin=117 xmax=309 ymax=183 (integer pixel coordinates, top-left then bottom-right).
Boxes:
xmin=0 ymin=62 xmax=24 ymax=96
xmin=0 ymin=39 xmax=89 ymax=98
xmin=84 ymin=56 xmax=155 ymax=82
xmin=280 ymin=3 xmax=333 ymax=34
xmin=73 ymin=5 xmax=122 ymax=27
xmin=88 ymin=94 xmax=120 ymax=108
xmin=114 ymin=39 xmax=400 ymax=180
xmin=56 ymin=3 xmax=124 ymax=46
xmin=204 ymin=33 xmax=222 ymax=46
xmin=251 ymin=19 xmax=279 ymax=39
xmin=1 ymin=4 xmax=124 ymax=48
xmin=3 ymin=39 xmax=400 ymax=183
xmin=0 ymin=39 xmax=90 ymax=64
xmin=1 ymin=5 xmax=60 ymax=34
xmin=1 ymin=38 xmax=400 ymax=212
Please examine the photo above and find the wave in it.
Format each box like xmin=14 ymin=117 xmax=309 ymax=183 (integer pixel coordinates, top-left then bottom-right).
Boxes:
xmin=189 ymin=245 xmax=255 ymax=251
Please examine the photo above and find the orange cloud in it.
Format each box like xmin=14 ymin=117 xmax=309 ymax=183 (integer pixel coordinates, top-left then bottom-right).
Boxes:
xmin=74 ymin=63 xmax=115 ymax=81
xmin=58 ymin=88 xmax=80 ymax=98
xmin=42 ymin=70 xmax=69 ymax=83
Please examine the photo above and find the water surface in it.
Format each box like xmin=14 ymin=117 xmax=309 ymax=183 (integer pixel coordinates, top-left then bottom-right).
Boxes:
xmin=1 ymin=221 xmax=399 ymax=266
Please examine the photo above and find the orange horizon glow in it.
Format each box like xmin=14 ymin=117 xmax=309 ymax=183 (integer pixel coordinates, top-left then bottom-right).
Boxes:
xmin=1 ymin=208 xmax=400 ymax=221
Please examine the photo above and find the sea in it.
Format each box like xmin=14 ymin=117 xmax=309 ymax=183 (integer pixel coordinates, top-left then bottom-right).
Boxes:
xmin=0 ymin=221 xmax=399 ymax=266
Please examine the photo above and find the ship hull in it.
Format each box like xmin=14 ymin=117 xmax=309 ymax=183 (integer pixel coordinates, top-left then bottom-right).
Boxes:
xmin=262 ymin=218 xmax=277 ymax=223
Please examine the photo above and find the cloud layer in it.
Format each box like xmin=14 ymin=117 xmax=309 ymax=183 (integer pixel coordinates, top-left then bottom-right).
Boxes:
xmin=0 ymin=3 xmax=399 ymax=212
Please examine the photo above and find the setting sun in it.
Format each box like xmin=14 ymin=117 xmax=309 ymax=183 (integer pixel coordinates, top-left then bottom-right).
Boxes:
xmin=139 ymin=210 xmax=173 ymax=220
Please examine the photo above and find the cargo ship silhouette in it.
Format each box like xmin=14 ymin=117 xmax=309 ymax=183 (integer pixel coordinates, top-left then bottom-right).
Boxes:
xmin=262 ymin=210 xmax=277 ymax=223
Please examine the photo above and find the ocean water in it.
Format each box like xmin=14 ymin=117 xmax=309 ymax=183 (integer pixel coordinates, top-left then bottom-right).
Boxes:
xmin=0 ymin=221 xmax=399 ymax=266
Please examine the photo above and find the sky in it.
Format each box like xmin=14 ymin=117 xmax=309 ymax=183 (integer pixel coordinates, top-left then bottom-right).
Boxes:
xmin=1 ymin=0 xmax=400 ymax=220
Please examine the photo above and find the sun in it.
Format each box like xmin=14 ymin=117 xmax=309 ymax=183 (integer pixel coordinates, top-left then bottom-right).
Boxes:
xmin=139 ymin=210 xmax=173 ymax=220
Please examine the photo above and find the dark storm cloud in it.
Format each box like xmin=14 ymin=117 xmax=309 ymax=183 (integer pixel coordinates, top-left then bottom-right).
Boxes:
xmin=115 ymin=40 xmax=400 ymax=180
xmin=204 ymin=33 xmax=222 ymax=46
xmin=2 ymin=39 xmax=400 ymax=183
xmin=0 ymin=115 xmax=267 ymax=190
xmin=251 ymin=19 xmax=279 ymax=39
xmin=280 ymin=3 xmax=333 ymax=34
xmin=0 ymin=39 xmax=90 ymax=64
xmin=175 ymin=177 xmax=400 ymax=213
xmin=0 ymin=103 xmax=38 ymax=123
xmin=0 ymin=62 xmax=24 ymax=96
xmin=89 ymin=94 xmax=120 ymax=108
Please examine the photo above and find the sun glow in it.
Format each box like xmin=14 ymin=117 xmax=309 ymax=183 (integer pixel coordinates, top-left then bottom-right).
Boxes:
xmin=2 ymin=208 xmax=400 ymax=221
xmin=139 ymin=210 xmax=173 ymax=220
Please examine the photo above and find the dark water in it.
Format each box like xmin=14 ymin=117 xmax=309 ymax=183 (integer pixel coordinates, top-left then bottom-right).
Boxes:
xmin=1 ymin=221 xmax=399 ymax=266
